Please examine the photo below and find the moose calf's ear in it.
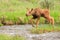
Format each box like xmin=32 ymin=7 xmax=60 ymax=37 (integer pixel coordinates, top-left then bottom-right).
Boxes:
xmin=31 ymin=8 xmax=33 ymax=11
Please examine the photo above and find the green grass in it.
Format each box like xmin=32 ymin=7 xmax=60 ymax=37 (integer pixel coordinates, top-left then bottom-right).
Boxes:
xmin=0 ymin=0 xmax=39 ymax=25
xmin=0 ymin=0 xmax=60 ymax=25
xmin=30 ymin=24 xmax=60 ymax=34
xmin=0 ymin=34 xmax=26 ymax=40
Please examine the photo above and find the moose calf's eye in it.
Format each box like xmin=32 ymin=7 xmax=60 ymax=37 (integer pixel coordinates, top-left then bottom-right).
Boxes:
xmin=29 ymin=11 xmax=31 ymax=13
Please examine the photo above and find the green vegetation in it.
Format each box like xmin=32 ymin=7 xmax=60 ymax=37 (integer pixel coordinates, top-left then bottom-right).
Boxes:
xmin=0 ymin=0 xmax=59 ymax=25
xmin=30 ymin=24 xmax=60 ymax=34
xmin=0 ymin=0 xmax=60 ymax=39
xmin=0 ymin=34 xmax=26 ymax=40
xmin=0 ymin=0 xmax=39 ymax=25
xmin=0 ymin=0 xmax=60 ymax=25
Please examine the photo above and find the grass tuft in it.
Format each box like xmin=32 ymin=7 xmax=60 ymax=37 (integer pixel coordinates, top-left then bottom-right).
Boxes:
xmin=30 ymin=24 xmax=60 ymax=34
xmin=0 ymin=34 xmax=26 ymax=40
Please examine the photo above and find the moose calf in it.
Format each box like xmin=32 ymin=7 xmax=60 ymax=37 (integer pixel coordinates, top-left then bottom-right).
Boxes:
xmin=26 ymin=8 xmax=54 ymax=27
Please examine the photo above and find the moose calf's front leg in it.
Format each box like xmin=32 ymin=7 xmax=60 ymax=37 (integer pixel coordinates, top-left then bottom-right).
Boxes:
xmin=36 ymin=18 xmax=40 ymax=27
xmin=29 ymin=18 xmax=35 ymax=27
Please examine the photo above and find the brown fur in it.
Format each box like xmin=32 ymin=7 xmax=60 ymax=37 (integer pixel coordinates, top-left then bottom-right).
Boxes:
xmin=26 ymin=8 xmax=54 ymax=27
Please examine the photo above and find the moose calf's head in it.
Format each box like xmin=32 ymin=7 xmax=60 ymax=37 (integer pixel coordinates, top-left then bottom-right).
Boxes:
xmin=26 ymin=8 xmax=35 ymax=16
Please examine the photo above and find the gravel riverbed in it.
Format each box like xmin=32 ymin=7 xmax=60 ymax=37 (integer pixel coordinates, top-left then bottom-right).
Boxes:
xmin=0 ymin=24 xmax=60 ymax=40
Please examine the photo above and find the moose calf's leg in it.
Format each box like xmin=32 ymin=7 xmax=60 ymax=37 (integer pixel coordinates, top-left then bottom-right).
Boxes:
xmin=46 ymin=16 xmax=51 ymax=24
xmin=50 ymin=17 xmax=54 ymax=25
xmin=45 ymin=20 xmax=49 ymax=24
xmin=29 ymin=18 xmax=34 ymax=27
xmin=36 ymin=18 xmax=40 ymax=27
xmin=46 ymin=16 xmax=54 ymax=25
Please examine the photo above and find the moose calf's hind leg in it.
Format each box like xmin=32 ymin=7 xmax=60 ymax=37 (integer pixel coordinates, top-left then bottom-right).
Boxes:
xmin=45 ymin=20 xmax=49 ymax=24
xmin=50 ymin=17 xmax=54 ymax=25
xmin=47 ymin=16 xmax=54 ymax=25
